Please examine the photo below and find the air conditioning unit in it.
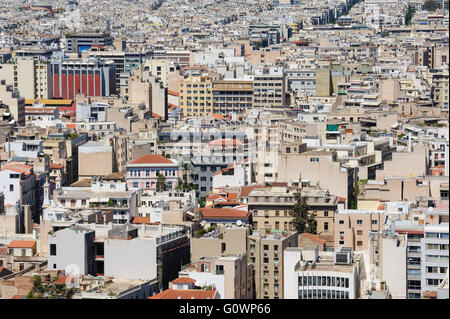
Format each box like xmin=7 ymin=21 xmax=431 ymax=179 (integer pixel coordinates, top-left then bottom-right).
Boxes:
xmin=334 ymin=247 xmax=353 ymax=265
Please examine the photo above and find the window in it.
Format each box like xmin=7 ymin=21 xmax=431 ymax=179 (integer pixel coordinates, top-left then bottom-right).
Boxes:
xmin=357 ymin=220 xmax=363 ymax=225
xmin=357 ymin=230 xmax=363 ymax=236
xmin=427 ymin=279 xmax=441 ymax=286
xmin=407 ymin=280 xmax=421 ymax=290
xmin=339 ymin=220 xmax=344 ymax=224
xmin=10 ymin=184 xmax=14 ymax=192
xmin=221 ymin=243 xmax=226 ymax=254
xmin=50 ymin=244 xmax=56 ymax=256
xmin=324 ymin=222 xmax=328 ymax=231
xmin=372 ymin=220 xmax=377 ymax=225
xmin=339 ymin=240 xmax=344 ymax=245
xmin=324 ymin=211 xmax=328 ymax=217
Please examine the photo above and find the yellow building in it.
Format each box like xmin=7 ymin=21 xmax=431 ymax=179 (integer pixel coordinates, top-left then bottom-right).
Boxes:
xmin=179 ymin=76 xmax=213 ymax=117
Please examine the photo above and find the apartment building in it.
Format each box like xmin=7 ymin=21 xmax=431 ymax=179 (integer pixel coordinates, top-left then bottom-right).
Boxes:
xmin=244 ymin=184 xmax=338 ymax=237
xmin=368 ymin=231 xmax=408 ymax=298
xmin=191 ymin=226 xmax=249 ymax=262
xmin=53 ymin=179 xmax=138 ymax=224
xmin=0 ymin=163 xmax=36 ymax=211
xmin=78 ymin=141 xmax=114 ymax=178
xmin=0 ymin=57 xmax=51 ymax=99
xmin=126 ymin=154 xmax=179 ymax=191
xmin=253 ymin=67 xmax=285 ymax=108
xmin=0 ymin=80 xmax=25 ymax=126
xmin=421 ymin=223 xmax=449 ymax=298
xmin=178 ymin=254 xmax=251 ymax=299
xmin=179 ymin=76 xmax=213 ymax=117
xmin=431 ymin=68 xmax=449 ymax=109
xmin=47 ymin=223 xmax=190 ymax=290
xmin=334 ymin=208 xmax=388 ymax=251
xmin=248 ymin=229 xmax=298 ymax=299
xmin=284 ymin=246 xmax=360 ymax=299
xmin=212 ymin=80 xmax=253 ymax=120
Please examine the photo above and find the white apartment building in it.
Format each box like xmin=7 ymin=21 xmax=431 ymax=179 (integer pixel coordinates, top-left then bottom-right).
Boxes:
xmin=421 ymin=222 xmax=449 ymax=298
xmin=284 ymin=246 xmax=360 ymax=299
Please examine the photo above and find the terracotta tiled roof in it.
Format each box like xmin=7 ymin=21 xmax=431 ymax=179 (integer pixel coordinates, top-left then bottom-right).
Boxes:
xmin=2 ymin=163 xmax=33 ymax=174
xmin=131 ymin=217 xmax=151 ymax=224
xmin=171 ymin=277 xmax=196 ymax=284
xmin=299 ymin=233 xmax=326 ymax=244
xmin=149 ymin=288 xmax=216 ymax=299
xmin=128 ymin=154 xmax=174 ymax=165
xmin=54 ymin=276 xmax=74 ymax=285
xmin=240 ymin=185 xmax=264 ymax=197
xmin=423 ymin=291 xmax=438 ymax=298
xmin=168 ymin=90 xmax=179 ymax=96
xmin=271 ymin=182 xmax=288 ymax=187
xmin=7 ymin=240 xmax=36 ymax=249
xmin=152 ymin=112 xmax=162 ymax=119
xmin=50 ymin=162 xmax=64 ymax=169
xmin=198 ymin=208 xmax=250 ymax=220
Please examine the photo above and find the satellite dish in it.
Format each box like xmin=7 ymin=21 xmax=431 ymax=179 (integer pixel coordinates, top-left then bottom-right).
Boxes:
xmin=236 ymin=220 xmax=242 ymax=226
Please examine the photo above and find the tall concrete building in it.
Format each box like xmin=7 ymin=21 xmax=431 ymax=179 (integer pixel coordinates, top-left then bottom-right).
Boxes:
xmin=0 ymin=57 xmax=51 ymax=99
xmin=179 ymin=76 xmax=213 ymax=117
xmin=212 ymin=80 xmax=253 ymax=120
xmin=50 ymin=58 xmax=116 ymax=100
xmin=253 ymin=67 xmax=285 ymax=108
xmin=248 ymin=229 xmax=298 ymax=299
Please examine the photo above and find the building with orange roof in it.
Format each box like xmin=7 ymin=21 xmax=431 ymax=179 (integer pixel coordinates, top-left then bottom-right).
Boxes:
xmin=195 ymin=207 xmax=251 ymax=226
xmin=0 ymin=163 xmax=36 ymax=214
xmin=7 ymin=240 xmax=37 ymax=257
xmin=149 ymin=287 xmax=219 ymax=299
xmin=126 ymin=154 xmax=179 ymax=190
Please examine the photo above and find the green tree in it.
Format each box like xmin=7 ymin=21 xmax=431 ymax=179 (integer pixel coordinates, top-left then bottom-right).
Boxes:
xmin=405 ymin=5 xmax=415 ymax=25
xmin=198 ymin=198 xmax=206 ymax=208
xmin=423 ymin=0 xmax=440 ymax=11
xmin=156 ymin=173 xmax=166 ymax=192
xmin=290 ymin=193 xmax=317 ymax=234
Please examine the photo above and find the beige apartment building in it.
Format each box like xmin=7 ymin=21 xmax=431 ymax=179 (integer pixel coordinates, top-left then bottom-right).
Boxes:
xmin=190 ymin=226 xmax=249 ymax=262
xmin=334 ymin=209 xmax=388 ymax=251
xmin=0 ymin=58 xmax=50 ymax=100
xmin=179 ymin=76 xmax=213 ymax=117
xmin=78 ymin=141 xmax=114 ymax=178
xmin=212 ymin=80 xmax=253 ymax=120
xmin=179 ymin=254 xmax=251 ymax=299
xmin=253 ymin=69 xmax=285 ymax=108
xmin=243 ymin=184 xmax=338 ymax=237
xmin=248 ymin=229 xmax=298 ymax=299
xmin=0 ymin=81 xmax=25 ymax=126
xmin=431 ymin=69 xmax=449 ymax=108
xmin=277 ymin=150 xmax=356 ymax=207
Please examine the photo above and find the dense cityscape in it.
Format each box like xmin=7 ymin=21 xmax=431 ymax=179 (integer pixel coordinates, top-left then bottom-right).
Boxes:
xmin=0 ymin=0 xmax=448 ymax=301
